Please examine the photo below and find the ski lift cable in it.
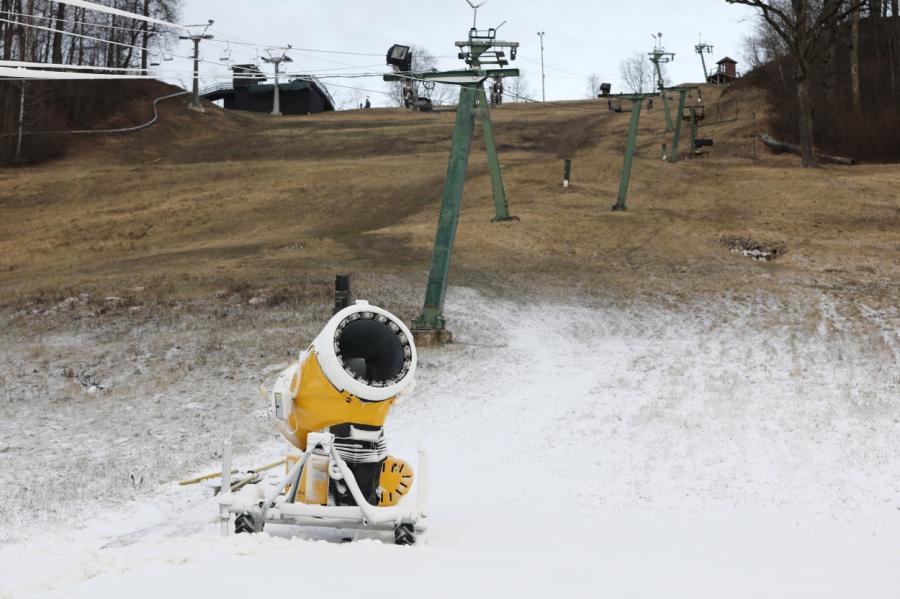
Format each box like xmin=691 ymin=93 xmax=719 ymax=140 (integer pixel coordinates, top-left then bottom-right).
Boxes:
xmin=0 ymin=61 xmax=397 ymax=81
xmin=518 ymin=56 xmax=589 ymax=78
xmin=0 ymin=65 xmax=167 ymax=80
xmin=1 ymin=17 xmax=378 ymax=76
xmin=0 ymin=57 xmax=396 ymax=81
xmin=0 ymin=59 xmax=155 ymax=72
xmin=311 ymin=79 xmax=393 ymax=96
xmin=47 ymin=0 xmax=188 ymax=32
xmin=0 ymin=66 xmax=289 ymax=81
xmin=0 ymin=17 xmax=222 ymax=69
xmin=1 ymin=11 xmax=424 ymax=76
xmin=0 ymin=10 xmax=170 ymax=34
xmin=0 ymin=62 xmax=259 ymax=78
xmin=204 ymin=30 xmax=383 ymax=57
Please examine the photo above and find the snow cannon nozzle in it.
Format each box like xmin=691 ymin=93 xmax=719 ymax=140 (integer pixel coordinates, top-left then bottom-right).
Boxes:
xmin=313 ymin=302 xmax=417 ymax=402
xmin=335 ymin=311 xmax=412 ymax=387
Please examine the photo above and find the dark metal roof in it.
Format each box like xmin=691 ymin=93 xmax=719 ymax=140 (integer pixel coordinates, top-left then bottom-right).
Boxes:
xmin=717 ymin=56 xmax=737 ymax=64
xmin=201 ymin=78 xmax=334 ymax=110
xmin=246 ymin=81 xmax=311 ymax=94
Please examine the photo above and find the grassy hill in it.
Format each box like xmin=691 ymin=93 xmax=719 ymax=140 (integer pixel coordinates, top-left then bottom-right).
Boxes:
xmin=0 ymin=83 xmax=897 ymax=314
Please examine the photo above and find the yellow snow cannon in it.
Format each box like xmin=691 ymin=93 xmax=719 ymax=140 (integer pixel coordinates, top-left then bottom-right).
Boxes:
xmin=218 ymin=301 xmax=428 ymax=545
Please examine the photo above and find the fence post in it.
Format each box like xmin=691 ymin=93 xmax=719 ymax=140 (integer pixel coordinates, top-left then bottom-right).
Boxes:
xmin=752 ymin=111 xmax=757 ymax=161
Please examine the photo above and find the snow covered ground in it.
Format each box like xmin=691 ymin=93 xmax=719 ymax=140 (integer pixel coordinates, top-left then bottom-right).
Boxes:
xmin=2 ymin=288 xmax=898 ymax=598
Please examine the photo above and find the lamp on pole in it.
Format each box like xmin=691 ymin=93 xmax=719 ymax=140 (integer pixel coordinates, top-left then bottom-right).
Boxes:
xmin=537 ymin=31 xmax=546 ymax=101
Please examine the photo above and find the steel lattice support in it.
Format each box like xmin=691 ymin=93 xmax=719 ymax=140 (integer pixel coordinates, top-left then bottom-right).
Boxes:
xmin=653 ymin=61 xmax=673 ymax=133
xmin=388 ymin=20 xmax=520 ymax=337
xmin=477 ymin=88 xmax=513 ymax=222
xmin=413 ymin=85 xmax=481 ymax=331
xmin=668 ymin=89 xmax=688 ymax=164
xmin=689 ymin=106 xmax=699 ymax=154
xmin=612 ymin=96 xmax=644 ymax=212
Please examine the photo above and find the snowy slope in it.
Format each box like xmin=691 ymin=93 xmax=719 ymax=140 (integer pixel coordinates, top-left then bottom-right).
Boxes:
xmin=2 ymin=289 xmax=899 ymax=598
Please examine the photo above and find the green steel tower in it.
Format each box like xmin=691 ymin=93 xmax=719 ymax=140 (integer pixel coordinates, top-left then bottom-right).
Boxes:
xmin=385 ymin=16 xmax=520 ymax=342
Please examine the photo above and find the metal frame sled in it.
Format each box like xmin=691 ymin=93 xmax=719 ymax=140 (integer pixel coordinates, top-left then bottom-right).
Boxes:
xmin=217 ymin=433 xmax=429 ymax=545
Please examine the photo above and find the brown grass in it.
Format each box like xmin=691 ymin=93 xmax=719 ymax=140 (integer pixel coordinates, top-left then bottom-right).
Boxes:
xmin=0 ymin=83 xmax=897 ymax=311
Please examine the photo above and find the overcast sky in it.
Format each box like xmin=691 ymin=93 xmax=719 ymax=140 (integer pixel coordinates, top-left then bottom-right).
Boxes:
xmin=174 ymin=0 xmax=759 ymax=108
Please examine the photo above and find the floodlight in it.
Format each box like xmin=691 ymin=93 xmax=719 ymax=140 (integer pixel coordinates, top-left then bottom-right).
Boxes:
xmin=386 ymin=44 xmax=413 ymax=72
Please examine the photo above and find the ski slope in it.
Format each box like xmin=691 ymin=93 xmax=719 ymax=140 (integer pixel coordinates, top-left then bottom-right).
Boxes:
xmin=2 ymin=289 xmax=899 ymax=598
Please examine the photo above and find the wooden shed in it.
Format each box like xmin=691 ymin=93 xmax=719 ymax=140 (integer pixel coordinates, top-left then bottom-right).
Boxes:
xmin=708 ymin=57 xmax=740 ymax=84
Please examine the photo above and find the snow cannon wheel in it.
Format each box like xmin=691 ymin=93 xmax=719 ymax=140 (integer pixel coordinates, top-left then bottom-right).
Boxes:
xmin=234 ymin=513 xmax=264 ymax=534
xmin=393 ymin=523 xmax=416 ymax=546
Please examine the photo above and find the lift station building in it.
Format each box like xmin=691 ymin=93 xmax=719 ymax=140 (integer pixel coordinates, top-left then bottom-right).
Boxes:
xmin=202 ymin=64 xmax=335 ymax=115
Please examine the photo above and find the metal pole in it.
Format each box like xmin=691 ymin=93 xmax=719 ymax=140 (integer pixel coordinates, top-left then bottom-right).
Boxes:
xmin=413 ymin=86 xmax=479 ymax=331
xmin=752 ymin=111 xmax=758 ymax=160
xmin=478 ymin=88 xmax=512 ymax=222
xmin=15 ymin=2 xmax=34 ymax=162
xmin=191 ymin=38 xmax=201 ymax=109
xmin=15 ymin=82 xmax=26 ymax=162
xmin=272 ymin=60 xmax=282 ymax=116
xmin=668 ymin=89 xmax=688 ymax=164
xmin=563 ymin=159 xmax=572 ymax=188
xmin=537 ymin=32 xmax=546 ymax=102
xmin=612 ymin=97 xmax=643 ymax=212
xmin=699 ymin=52 xmax=709 ymax=82
xmin=653 ymin=58 xmax=673 ymax=133
xmin=220 ymin=439 xmax=232 ymax=536
xmin=181 ymin=30 xmax=213 ymax=110
xmin=334 ymin=274 xmax=352 ymax=314
xmin=689 ymin=106 xmax=699 ymax=156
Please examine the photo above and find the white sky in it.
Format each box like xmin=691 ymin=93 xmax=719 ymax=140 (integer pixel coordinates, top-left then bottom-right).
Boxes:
xmin=173 ymin=0 xmax=759 ymax=108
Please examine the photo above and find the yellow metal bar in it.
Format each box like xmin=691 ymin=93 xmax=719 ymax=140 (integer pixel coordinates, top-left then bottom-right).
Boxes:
xmin=179 ymin=459 xmax=286 ymax=486
xmin=180 ymin=469 xmax=237 ymax=486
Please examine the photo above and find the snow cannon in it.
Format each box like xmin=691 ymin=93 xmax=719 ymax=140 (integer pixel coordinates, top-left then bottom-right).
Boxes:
xmin=218 ymin=301 xmax=429 ymax=546
xmin=270 ymin=300 xmax=417 ymax=454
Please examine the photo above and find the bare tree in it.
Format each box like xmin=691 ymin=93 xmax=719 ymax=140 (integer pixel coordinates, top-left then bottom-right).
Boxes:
xmin=726 ymin=0 xmax=865 ymax=167
xmin=507 ymin=72 xmax=534 ymax=102
xmin=619 ymin=52 xmax=652 ymax=94
xmin=0 ymin=0 xmax=181 ymax=70
xmin=585 ymin=73 xmax=602 ymax=98
xmin=743 ymin=14 xmax=791 ymax=88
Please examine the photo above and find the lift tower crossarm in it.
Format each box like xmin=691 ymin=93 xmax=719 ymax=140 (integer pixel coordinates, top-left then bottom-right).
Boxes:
xmin=383 ymin=68 xmax=519 ymax=86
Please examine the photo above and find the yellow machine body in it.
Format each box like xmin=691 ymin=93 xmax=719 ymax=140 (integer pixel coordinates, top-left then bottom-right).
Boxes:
xmin=284 ymin=454 xmax=330 ymax=505
xmin=378 ymin=457 xmax=414 ymax=507
xmin=285 ymin=453 xmax=415 ymax=507
xmin=284 ymin=352 xmax=395 ymax=451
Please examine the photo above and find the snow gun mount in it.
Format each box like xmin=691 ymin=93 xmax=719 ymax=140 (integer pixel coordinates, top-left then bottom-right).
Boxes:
xmin=218 ymin=301 xmax=428 ymax=546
